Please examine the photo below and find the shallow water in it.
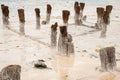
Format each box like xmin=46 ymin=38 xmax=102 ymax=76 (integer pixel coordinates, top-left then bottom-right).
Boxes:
xmin=52 ymin=54 xmax=75 ymax=80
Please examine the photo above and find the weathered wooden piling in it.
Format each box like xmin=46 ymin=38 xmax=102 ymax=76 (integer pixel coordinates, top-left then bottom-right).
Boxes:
xmin=0 ymin=65 xmax=21 ymax=80
xmin=46 ymin=4 xmax=52 ymax=24
xmin=97 ymin=7 xmax=104 ymax=18
xmin=105 ymin=5 xmax=113 ymax=24
xmin=80 ymin=2 xmax=85 ymax=11
xmin=1 ymin=5 xmax=9 ymax=26
xmin=79 ymin=2 xmax=85 ymax=24
xmin=18 ymin=9 xmax=25 ymax=35
xmin=1 ymin=4 xmax=5 ymax=24
xmin=58 ymin=26 xmax=74 ymax=55
xmin=99 ymin=47 xmax=116 ymax=71
xmin=1 ymin=4 xmax=4 ymax=14
xmin=100 ymin=11 xmax=110 ymax=37
xmin=62 ymin=10 xmax=70 ymax=25
xmin=106 ymin=5 xmax=113 ymax=13
xmin=74 ymin=2 xmax=81 ymax=25
xmin=100 ymin=5 xmax=113 ymax=38
xmin=58 ymin=26 xmax=68 ymax=54
xmin=51 ymin=22 xmax=58 ymax=47
xmin=35 ymin=8 xmax=40 ymax=29
xmin=74 ymin=1 xmax=79 ymax=10
xmin=95 ymin=7 xmax=104 ymax=29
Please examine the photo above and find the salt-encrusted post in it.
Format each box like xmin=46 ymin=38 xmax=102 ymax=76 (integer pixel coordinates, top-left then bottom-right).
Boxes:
xmin=105 ymin=5 xmax=113 ymax=24
xmin=1 ymin=5 xmax=9 ymax=26
xmin=18 ymin=9 xmax=25 ymax=35
xmin=74 ymin=1 xmax=79 ymax=10
xmin=95 ymin=7 xmax=104 ymax=29
xmin=100 ymin=11 xmax=109 ymax=37
xmin=106 ymin=5 xmax=113 ymax=14
xmin=74 ymin=2 xmax=81 ymax=25
xmin=1 ymin=4 xmax=4 ymax=16
xmin=1 ymin=4 xmax=5 ymax=24
xmin=51 ymin=22 xmax=58 ymax=47
xmin=58 ymin=26 xmax=74 ymax=55
xmin=99 ymin=47 xmax=116 ymax=71
xmin=100 ymin=5 xmax=113 ymax=38
xmin=0 ymin=65 xmax=21 ymax=80
xmin=46 ymin=4 xmax=52 ymax=24
xmin=58 ymin=26 xmax=68 ymax=54
xmin=79 ymin=2 xmax=85 ymax=24
xmin=62 ymin=10 xmax=70 ymax=26
xmin=35 ymin=8 xmax=40 ymax=29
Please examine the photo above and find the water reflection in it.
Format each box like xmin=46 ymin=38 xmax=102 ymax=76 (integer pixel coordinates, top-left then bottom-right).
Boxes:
xmin=52 ymin=54 xmax=75 ymax=80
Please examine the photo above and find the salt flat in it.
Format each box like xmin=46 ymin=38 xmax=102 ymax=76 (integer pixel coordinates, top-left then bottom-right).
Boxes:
xmin=0 ymin=0 xmax=120 ymax=80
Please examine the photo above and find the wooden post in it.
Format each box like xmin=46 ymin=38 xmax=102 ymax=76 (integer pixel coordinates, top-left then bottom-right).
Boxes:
xmin=80 ymin=2 xmax=85 ymax=11
xmin=1 ymin=4 xmax=4 ymax=15
xmin=100 ymin=11 xmax=110 ymax=38
xmin=35 ymin=8 xmax=40 ymax=29
xmin=105 ymin=5 xmax=113 ymax=24
xmin=100 ymin=5 xmax=113 ymax=38
xmin=74 ymin=1 xmax=79 ymax=11
xmin=95 ymin=7 xmax=104 ymax=29
xmin=18 ymin=9 xmax=25 ymax=35
xmin=106 ymin=5 xmax=113 ymax=13
xmin=59 ymin=26 xmax=67 ymax=37
xmin=74 ymin=2 xmax=80 ymax=25
xmin=97 ymin=7 xmax=104 ymax=18
xmin=67 ymin=34 xmax=74 ymax=55
xmin=1 ymin=4 xmax=4 ymax=24
xmin=58 ymin=26 xmax=68 ymax=54
xmin=79 ymin=2 xmax=85 ymax=24
xmin=46 ymin=4 xmax=52 ymax=24
xmin=51 ymin=22 xmax=58 ymax=47
xmin=1 ymin=5 xmax=9 ymax=26
xmin=58 ymin=26 xmax=74 ymax=55
xmin=99 ymin=47 xmax=116 ymax=71
xmin=62 ymin=10 xmax=70 ymax=25
xmin=0 ymin=65 xmax=21 ymax=80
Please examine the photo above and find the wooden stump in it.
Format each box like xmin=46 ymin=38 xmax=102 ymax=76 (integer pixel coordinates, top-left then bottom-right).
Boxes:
xmin=100 ymin=11 xmax=110 ymax=38
xmin=59 ymin=26 xmax=67 ymax=37
xmin=1 ymin=5 xmax=9 ymax=25
xmin=99 ymin=47 xmax=116 ymax=71
xmin=47 ymin=4 xmax=52 ymax=14
xmin=18 ymin=9 xmax=25 ymax=23
xmin=51 ymin=22 xmax=58 ymax=47
xmin=67 ymin=34 xmax=74 ymax=55
xmin=18 ymin=9 xmax=25 ymax=35
xmin=106 ymin=5 xmax=113 ymax=13
xmin=0 ymin=65 xmax=21 ymax=80
xmin=1 ymin=4 xmax=5 ymax=24
xmin=46 ymin=4 xmax=52 ymax=24
xmin=95 ymin=7 xmax=104 ymax=29
xmin=1 ymin=4 xmax=4 ymax=14
xmin=3 ymin=6 xmax=9 ymax=18
xmin=58 ymin=26 xmax=74 ymax=55
xmin=97 ymin=7 xmax=104 ymax=18
xmin=35 ymin=8 xmax=40 ymax=29
xmin=62 ymin=10 xmax=70 ymax=25
xmin=103 ymin=11 xmax=110 ymax=25
xmin=74 ymin=3 xmax=80 ymax=14
xmin=74 ymin=1 xmax=79 ymax=10
xmin=58 ymin=26 xmax=67 ymax=54
xmin=100 ymin=5 xmax=112 ymax=37
xmin=105 ymin=5 xmax=112 ymax=24
xmin=42 ymin=4 xmax=52 ymax=24
xmin=80 ymin=2 xmax=85 ymax=11
xmin=74 ymin=2 xmax=80 ymax=25
xmin=79 ymin=2 xmax=85 ymax=25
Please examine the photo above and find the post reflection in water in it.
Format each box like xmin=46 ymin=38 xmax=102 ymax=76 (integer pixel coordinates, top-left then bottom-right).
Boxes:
xmin=52 ymin=54 xmax=75 ymax=80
